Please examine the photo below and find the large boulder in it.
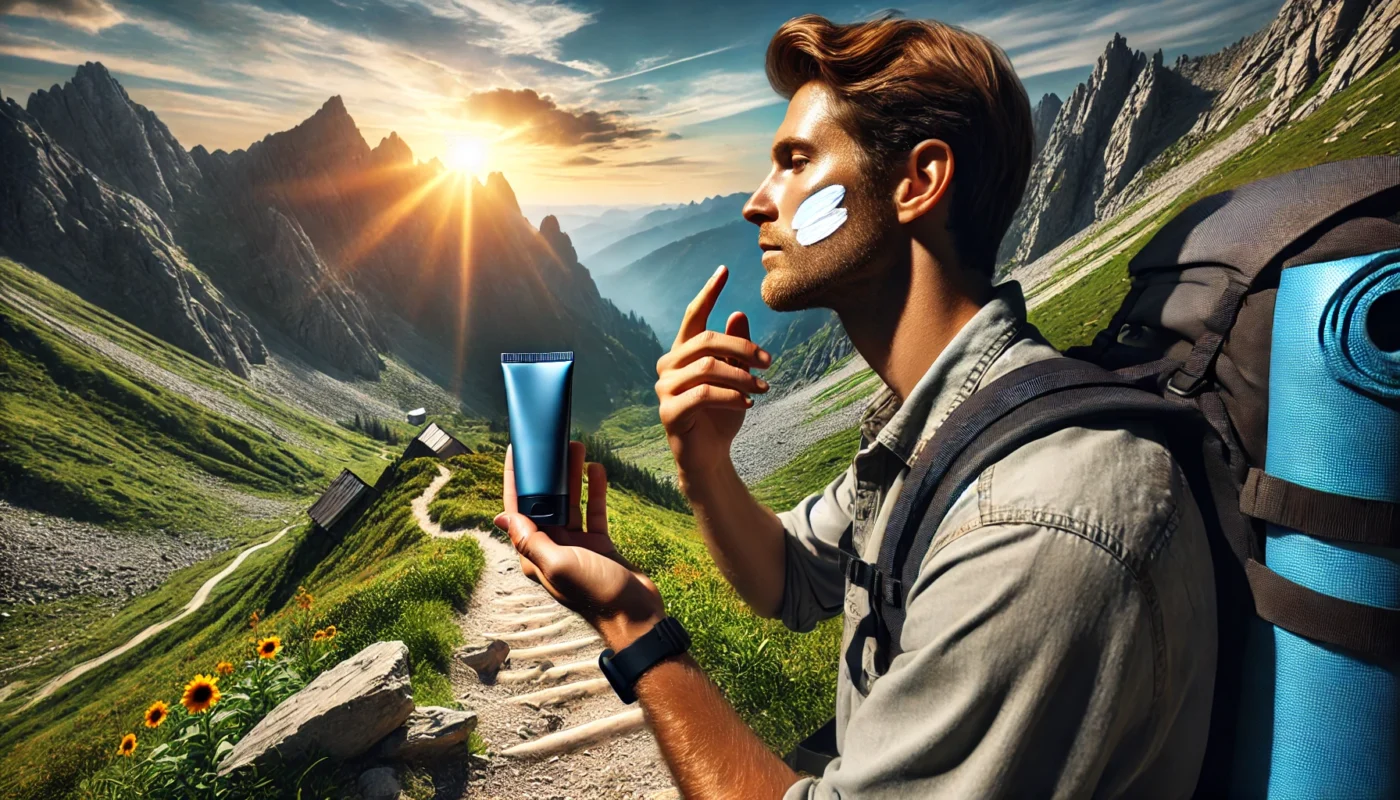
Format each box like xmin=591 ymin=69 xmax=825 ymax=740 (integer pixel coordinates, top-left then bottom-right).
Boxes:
xmin=374 ymin=706 xmax=478 ymax=762
xmin=217 ymin=641 xmax=414 ymax=776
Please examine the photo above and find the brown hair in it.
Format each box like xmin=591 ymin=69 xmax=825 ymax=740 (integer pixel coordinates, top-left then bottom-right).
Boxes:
xmin=766 ymin=13 xmax=1033 ymax=275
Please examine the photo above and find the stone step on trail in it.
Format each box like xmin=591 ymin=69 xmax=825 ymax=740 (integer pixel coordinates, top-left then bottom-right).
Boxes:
xmin=496 ymin=658 xmax=601 ymax=687
xmin=502 ymin=708 xmax=648 ymax=760
xmin=482 ymin=618 xmax=573 ymax=643
xmin=492 ymin=610 xmax=571 ymax=631
xmin=508 ymin=678 xmax=613 ymax=710
xmin=510 ymin=636 xmax=602 ymax=662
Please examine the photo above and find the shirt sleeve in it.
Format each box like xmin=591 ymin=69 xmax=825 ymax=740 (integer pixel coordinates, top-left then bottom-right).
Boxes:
xmin=774 ymin=463 xmax=856 ymax=633
xmin=783 ymin=522 xmax=1158 ymax=799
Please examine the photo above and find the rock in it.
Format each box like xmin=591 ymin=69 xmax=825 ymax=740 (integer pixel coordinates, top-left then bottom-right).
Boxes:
xmin=997 ymin=0 xmax=1395 ymax=273
xmin=216 ymin=641 xmax=414 ymax=776
xmin=0 ymin=88 xmax=263 ymax=377
xmin=357 ymin=766 xmax=402 ymax=800
xmin=1031 ymin=93 xmax=1062 ymax=157
xmin=374 ymin=706 xmax=479 ymax=762
xmin=458 ymin=640 xmax=510 ymax=679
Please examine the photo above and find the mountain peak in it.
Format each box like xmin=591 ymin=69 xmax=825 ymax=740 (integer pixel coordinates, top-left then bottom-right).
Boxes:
xmin=485 ymin=171 xmax=520 ymax=214
xmin=372 ymin=131 xmax=413 ymax=165
xmin=320 ymin=95 xmax=348 ymax=116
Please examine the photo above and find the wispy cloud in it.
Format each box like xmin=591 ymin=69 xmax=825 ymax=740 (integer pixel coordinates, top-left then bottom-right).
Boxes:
xmin=592 ymin=45 xmax=735 ymax=85
xmin=463 ymin=87 xmax=660 ymax=146
xmin=963 ymin=0 xmax=1278 ymax=78
xmin=0 ymin=0 xmax=121 ymax=33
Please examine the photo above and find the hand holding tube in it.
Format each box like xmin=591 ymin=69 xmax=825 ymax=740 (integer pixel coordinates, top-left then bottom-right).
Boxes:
xmin=497 ymin=442 xmax=664 ymax=647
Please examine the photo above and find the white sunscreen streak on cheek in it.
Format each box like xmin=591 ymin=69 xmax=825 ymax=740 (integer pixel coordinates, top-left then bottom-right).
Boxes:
xmin=793 ymin=184 xmax=847 ymax=246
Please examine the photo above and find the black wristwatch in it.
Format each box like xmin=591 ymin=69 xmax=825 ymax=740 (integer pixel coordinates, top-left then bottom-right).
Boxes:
xmin=598 ymin=616 xmax=690 ymax=704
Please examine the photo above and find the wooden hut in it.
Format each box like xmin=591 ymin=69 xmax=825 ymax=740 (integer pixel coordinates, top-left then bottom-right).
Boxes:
xmin=400 ymin=422 xmax=471 ymax=462
xmin=307 ymin=469 xmax=374 ymax=535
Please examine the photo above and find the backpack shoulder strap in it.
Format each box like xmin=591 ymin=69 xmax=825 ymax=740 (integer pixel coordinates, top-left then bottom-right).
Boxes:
xmin=842 ymin=356 xmax=1204 ymax=680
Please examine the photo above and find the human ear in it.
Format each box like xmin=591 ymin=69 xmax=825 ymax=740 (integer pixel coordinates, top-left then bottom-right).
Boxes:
xmin=893 ymin=139 xmax=953 ymax=225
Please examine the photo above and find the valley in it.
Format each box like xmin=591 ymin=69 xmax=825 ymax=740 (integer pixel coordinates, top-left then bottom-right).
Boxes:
xmin=1 ymin=0 xmax=1398 ymax=795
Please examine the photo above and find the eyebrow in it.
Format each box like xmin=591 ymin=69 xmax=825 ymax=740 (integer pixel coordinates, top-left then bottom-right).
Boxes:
xmin=772 ymin=135 xmax=817 ymax=160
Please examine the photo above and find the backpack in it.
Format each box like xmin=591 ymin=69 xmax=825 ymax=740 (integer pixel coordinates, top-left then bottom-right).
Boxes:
xmin=785 ymin=156 xmax=1400 ymax=797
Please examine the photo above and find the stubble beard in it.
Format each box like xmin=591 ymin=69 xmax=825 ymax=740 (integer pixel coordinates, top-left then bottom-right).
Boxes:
xmin=759 ymin=176 xmax=899 ymax=313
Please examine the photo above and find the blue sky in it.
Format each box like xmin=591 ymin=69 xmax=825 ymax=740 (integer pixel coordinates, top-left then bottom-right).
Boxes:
xmin=0 ymin=0 xmax=1281 ymax=205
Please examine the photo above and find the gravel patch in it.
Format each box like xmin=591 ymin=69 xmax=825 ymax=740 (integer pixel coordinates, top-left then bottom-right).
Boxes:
xmin=0 ymin=501 xmax=229 ymax=605
xmin=730 ymin=353 xmax=872 ymax=484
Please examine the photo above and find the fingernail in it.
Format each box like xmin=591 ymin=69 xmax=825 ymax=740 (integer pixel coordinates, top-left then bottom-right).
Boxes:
xmin=493 ymin=513 xmax=507 ymax=530
xmin=713 ymin=265 xmax=725 ymax=278
xmin=758 ymin=349 xmax=772 ymax=366
xmin=756 ymin=378 xmax=769 ymax=391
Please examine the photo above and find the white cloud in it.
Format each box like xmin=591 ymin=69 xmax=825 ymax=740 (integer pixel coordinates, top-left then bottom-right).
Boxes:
xmin=0 ymin=0 xmax=122 ymax=33
xmin=963 ymin=0 xmax=1277 ymax=78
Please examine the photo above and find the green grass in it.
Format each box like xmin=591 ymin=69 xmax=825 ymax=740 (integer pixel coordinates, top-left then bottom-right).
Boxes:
xmin=0 ymin=258 xmax=387 ymax=535
xmin=0 ymin=457 xmax=484 ymax=799
xmin=750 ymin=426 xmax=862 ymax=512
xmin=806 ymin=368 xmax=880 ymax=422
xmin=428 ymin=453 xmax=508 ymax=531
xmin=1028 ymin=53 xmax=1400 ymax=350
xmin=601 ymin=480 xmax=841 ymax=752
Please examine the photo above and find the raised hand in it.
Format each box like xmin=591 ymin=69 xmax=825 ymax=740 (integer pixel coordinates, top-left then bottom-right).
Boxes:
xmin=655 ymin=265 xmax=773 ymax=477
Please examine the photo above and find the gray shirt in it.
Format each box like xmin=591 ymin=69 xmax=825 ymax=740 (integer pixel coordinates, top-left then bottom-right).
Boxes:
xmin=778 ymin=280 xmax=1217 ymax=799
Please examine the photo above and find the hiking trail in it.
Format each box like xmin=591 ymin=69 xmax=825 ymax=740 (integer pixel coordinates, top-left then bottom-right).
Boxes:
xmin=16 ymin=523 xmax=294 ymax=711
xmin=413 ymin=464 xmax=678 ymax=798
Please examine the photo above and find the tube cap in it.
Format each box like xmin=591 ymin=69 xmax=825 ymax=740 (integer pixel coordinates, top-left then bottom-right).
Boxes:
xmin=518 ymin=494 xmax=567 ymax=526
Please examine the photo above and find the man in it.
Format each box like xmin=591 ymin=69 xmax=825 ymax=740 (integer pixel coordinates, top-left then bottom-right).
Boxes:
xmin=493 ymin=12 xmax=1218 ymax=799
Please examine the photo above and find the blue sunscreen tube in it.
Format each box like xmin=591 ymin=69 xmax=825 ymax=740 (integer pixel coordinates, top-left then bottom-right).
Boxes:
xmin=501 ymin=351 xmax=574 ymax=527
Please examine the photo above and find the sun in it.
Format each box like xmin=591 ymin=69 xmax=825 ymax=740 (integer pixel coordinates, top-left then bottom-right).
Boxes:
xmin=444 ymin=136 xmax=489 ymax=174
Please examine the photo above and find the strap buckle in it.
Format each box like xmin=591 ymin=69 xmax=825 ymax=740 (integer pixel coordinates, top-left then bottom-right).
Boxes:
xmin=841 ymin=555 xmax=903 ymax=609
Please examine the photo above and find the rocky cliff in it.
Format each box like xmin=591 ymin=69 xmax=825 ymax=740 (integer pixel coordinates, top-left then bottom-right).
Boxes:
xmin=3 ymin=65 xmax=662 ymax=413
xmin=18 ymin=68 xmax=386 ymax=378
xmin=997 ymin=0 xmax=1398 ymax=272
xmin=0 ymin=92 xmax=263 ymax=376
xmin=1031 ymin=93 xmax=1062 ymax=157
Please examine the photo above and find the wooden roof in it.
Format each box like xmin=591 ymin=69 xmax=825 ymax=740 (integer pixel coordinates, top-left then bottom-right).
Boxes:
xmin=414 ymin=422 xmax=464 ymax=456
xmin=307 ymin=469 xmax=372 ymax=530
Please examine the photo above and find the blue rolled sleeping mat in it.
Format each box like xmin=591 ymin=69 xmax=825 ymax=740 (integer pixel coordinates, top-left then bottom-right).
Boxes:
xmin=1251 ymin=247 xmax=1400 ymax=798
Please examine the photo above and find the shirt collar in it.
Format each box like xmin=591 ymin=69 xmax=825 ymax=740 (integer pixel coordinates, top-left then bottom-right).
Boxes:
xmin=860 ymin=280 xmax=1029 ymax=467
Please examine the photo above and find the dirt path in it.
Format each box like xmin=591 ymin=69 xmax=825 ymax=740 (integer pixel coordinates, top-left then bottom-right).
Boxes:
xmin=409 ymin=466 xmax=676 ymax=798
xmin=17 ymin=524 xmax=294 ymax=711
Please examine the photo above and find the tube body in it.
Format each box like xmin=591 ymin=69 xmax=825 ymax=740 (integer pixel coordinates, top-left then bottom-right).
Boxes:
xmin=501 ymin=351 xmax=574 ymax=526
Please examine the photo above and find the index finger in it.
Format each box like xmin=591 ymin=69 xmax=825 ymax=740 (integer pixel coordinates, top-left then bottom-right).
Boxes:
xmin=503 ymin=444 xmax=518 ymax=514
xmin=675 ymin=265 xmax=729 ymax=347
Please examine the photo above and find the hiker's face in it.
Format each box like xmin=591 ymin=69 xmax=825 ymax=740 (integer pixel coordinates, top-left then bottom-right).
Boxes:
xmin=743 ymin=81 xmax=899 ymax=312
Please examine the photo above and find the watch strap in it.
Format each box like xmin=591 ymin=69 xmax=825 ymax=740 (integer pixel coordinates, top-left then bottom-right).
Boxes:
xmin=598 ymin=616 xmax=690 ymax=703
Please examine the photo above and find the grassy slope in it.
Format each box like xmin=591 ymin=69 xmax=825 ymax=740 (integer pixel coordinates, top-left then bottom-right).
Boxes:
xmin=0 ymin=258 xmax=387 ymax=534
xmin=0 ymin=458 xmax=484 ymax=799
xmin=1030 ymin=54 xmax=1400 ymax=350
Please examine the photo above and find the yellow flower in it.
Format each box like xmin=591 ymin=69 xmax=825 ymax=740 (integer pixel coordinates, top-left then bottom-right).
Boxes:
xmin=143 ymin=700 xmax=168 ymax=729
xmin=295 ymin=586 xmax=313 ymax=611
xmin=180 ymin=675 xmax=221 ymax=714
xmin=324 ymin=625 xmax=337 ymax=639
xmin=257 ymin=636 xmax=282 ymax=660
xmin=215 ymin=660 xmax=235 ymax=676
xmin=118 ymin=733 xmax=137 ymax=757
xmin=249 ymin=610 xmax=260 ymax=631
xmin=312 ymin=629 xmax=327 ymax=642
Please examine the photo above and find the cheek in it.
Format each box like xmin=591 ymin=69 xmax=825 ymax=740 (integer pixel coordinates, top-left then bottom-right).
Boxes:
xmin=793 ymin=184 xmax=848 ymax=246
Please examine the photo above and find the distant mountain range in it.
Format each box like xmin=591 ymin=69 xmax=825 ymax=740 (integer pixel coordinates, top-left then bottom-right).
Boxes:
xmin=595 ymin=219 xmax=793 ymax=346
xmin=578 ymin=193 xmax=749 ymax=276
xmin=0 ymin=65 xmax=661 ymax=422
